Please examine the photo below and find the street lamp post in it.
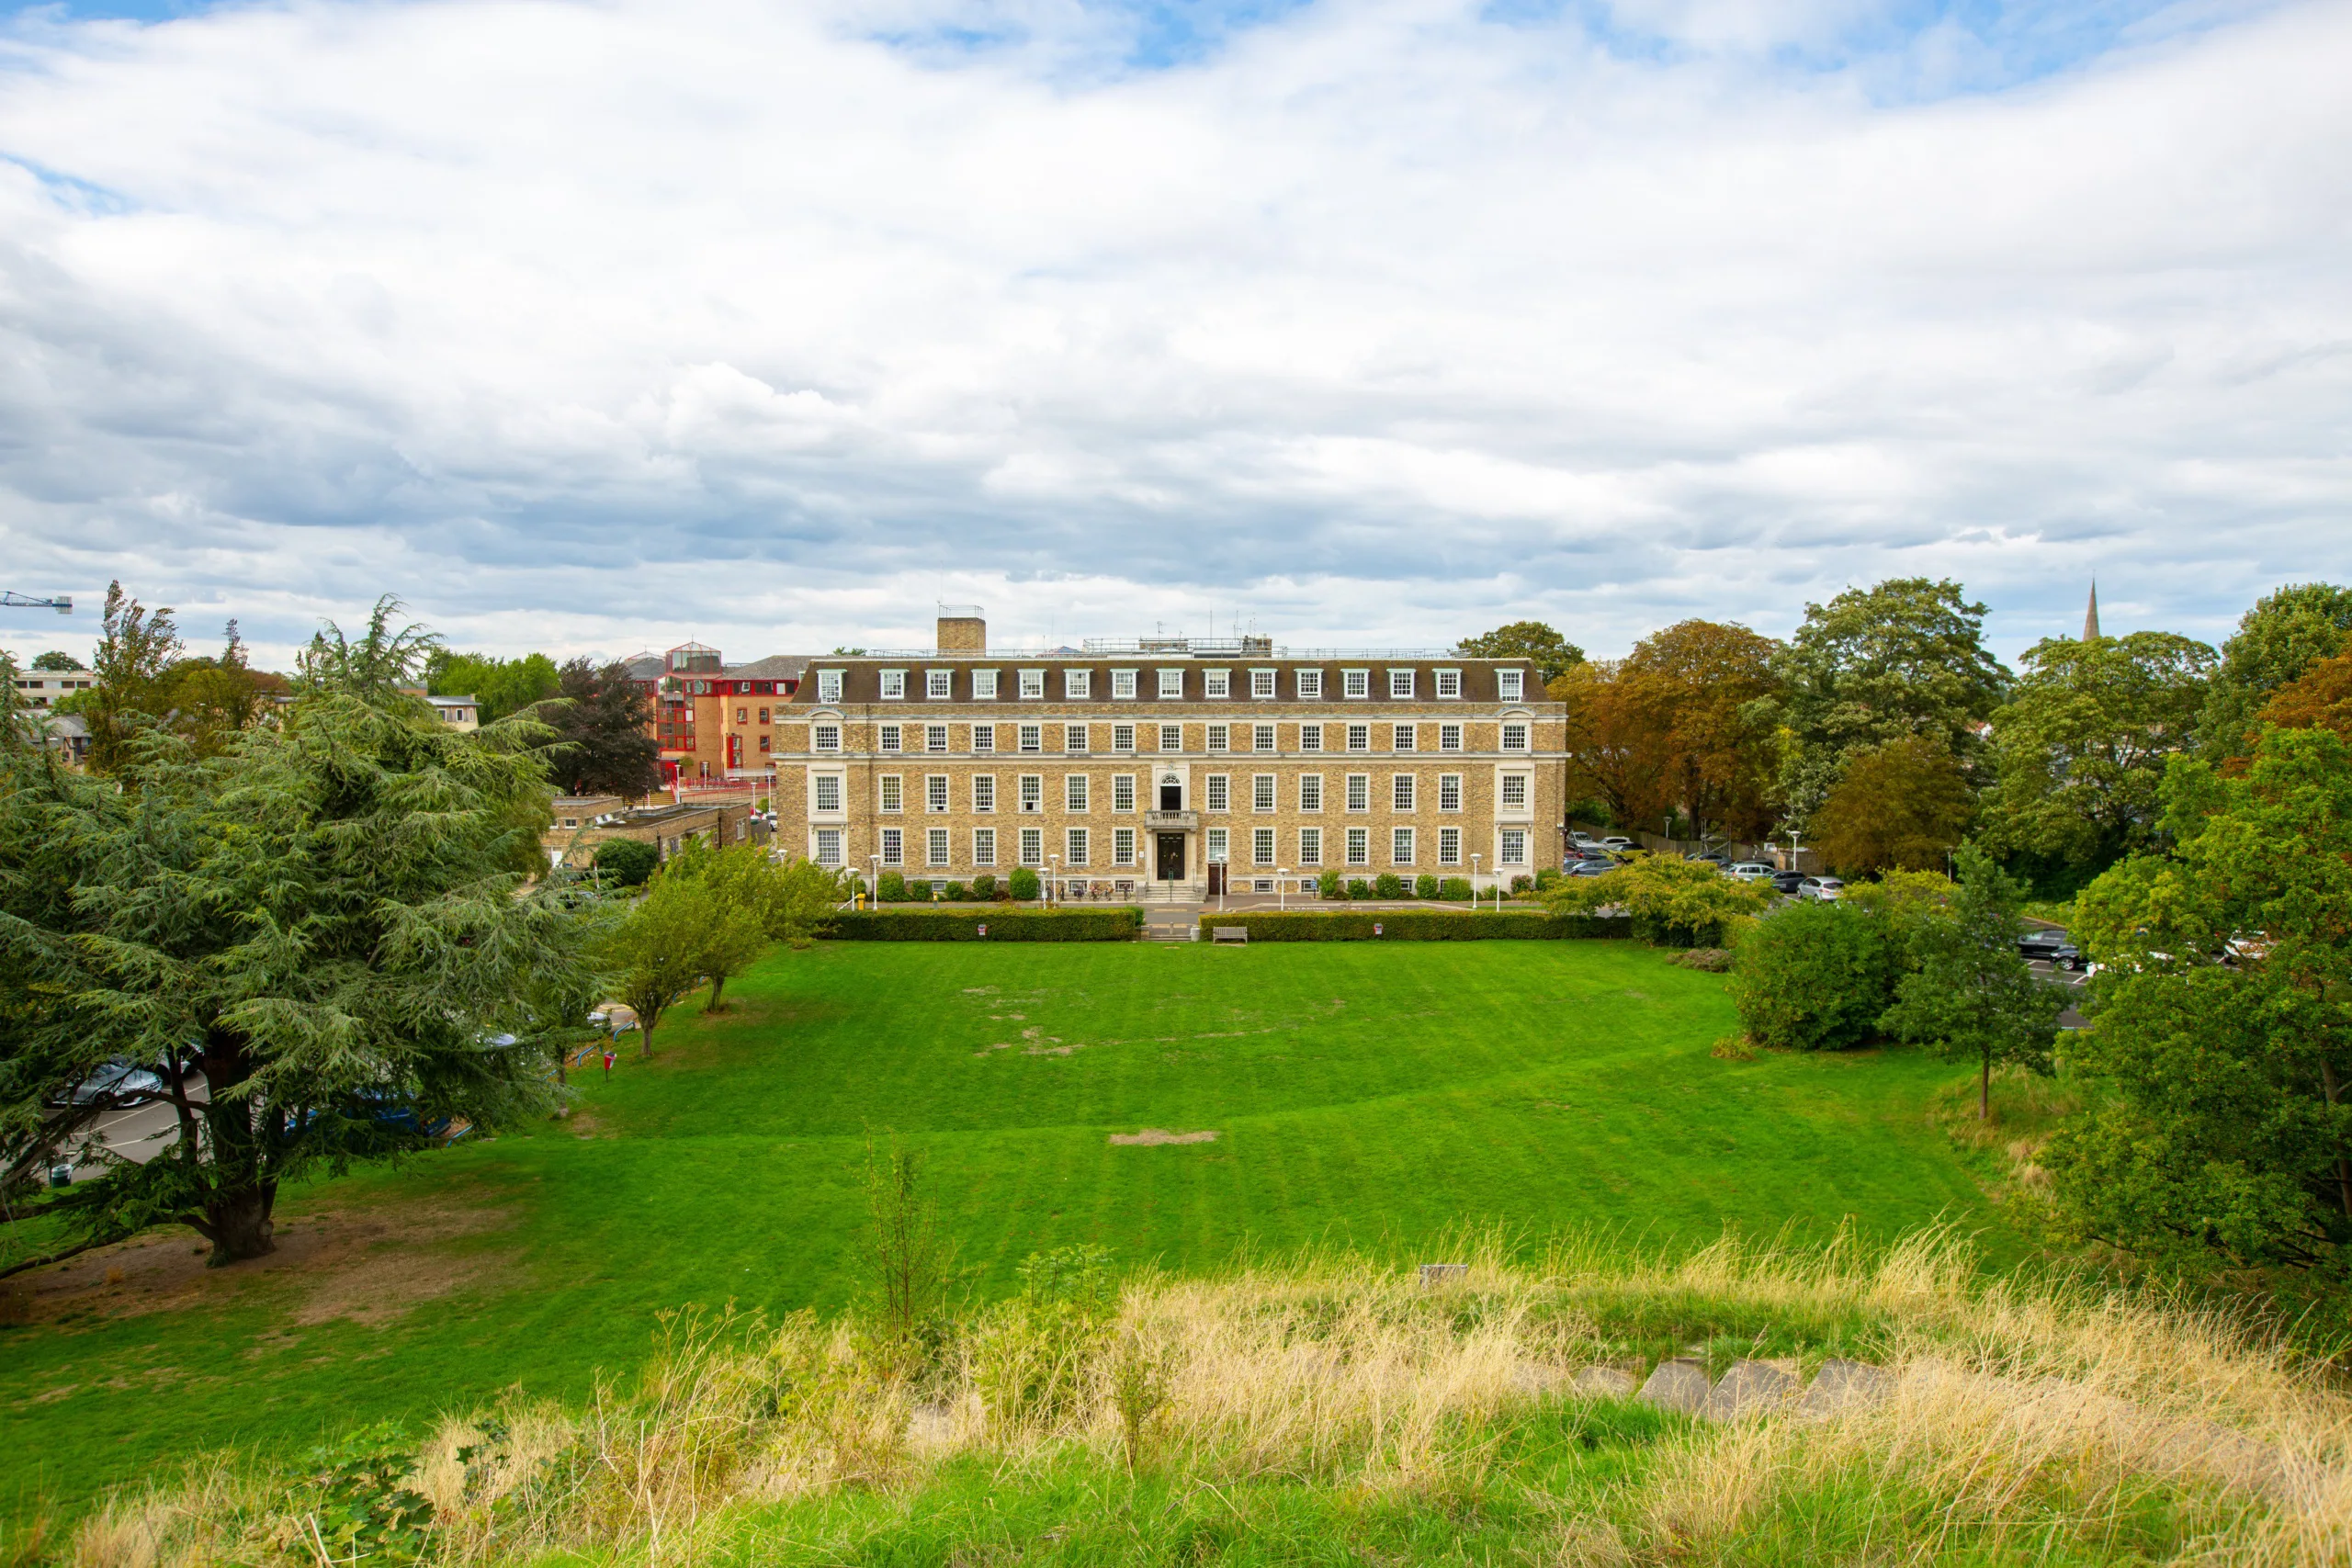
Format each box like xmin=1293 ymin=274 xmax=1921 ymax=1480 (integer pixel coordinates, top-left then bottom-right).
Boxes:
xmin=1047 ymin=853 xmax=1058 ymax=907
xmin=1471 ymin=852 xmax=1481 ymax=906
xmin=867 ymin=853 xmax=879 ymax=912
xmin=1278 ymin=869 xmax=1289 ymax=912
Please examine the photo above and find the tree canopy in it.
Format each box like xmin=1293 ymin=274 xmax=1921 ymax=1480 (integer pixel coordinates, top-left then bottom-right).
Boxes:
xmin=0 ymin=613 xmax=602 ymax=1264
xmin=2198 ymin=581 xmax=2352 ymax=761
xmin=1877 ymin=844 xmax=2060 ymax=1121
xmin=29 ymin=650 xmax=84 ymax=671
xmin=1457 ymin=621 xmax=1584 ymax=683
xmin=1977 ymin=630 xmax=2215 ymax=884
xmin=1768 ymin=578 xmax=2007 ymax=828
xmin=1810 ymin=736 xmax=1973 ymax=877
xmin=427 ymin=649 xmax=563 ymax=723
xmin=538 ymin=658 xmax=662 ymax=800
xmin=2045 ymin=727 xmax=2352 ymax=1276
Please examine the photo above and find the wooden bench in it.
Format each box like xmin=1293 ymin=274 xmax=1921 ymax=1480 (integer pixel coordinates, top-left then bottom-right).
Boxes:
xmin=1211 ymin=926 xmax=1250 ymax=945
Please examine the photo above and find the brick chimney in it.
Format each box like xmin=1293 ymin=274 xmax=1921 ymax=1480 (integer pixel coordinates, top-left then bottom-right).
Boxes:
xmin=936 ymin=605 xmax=986 ymax=653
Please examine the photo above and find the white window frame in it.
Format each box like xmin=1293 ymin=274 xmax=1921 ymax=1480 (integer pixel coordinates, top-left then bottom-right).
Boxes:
xmin=1501 ymin=722 xmax=1530 ymax=752
xmin=1343 ymin=669 xmax=1370 ymax=699
xmin=1299 ymin=774 xmax=1323 ymax=813
xmin=1159 ymin=723 xmax=1182 ymax=751
xmin=1019 ymin=827 xmax=1044 ymax=866
xmin=1295 ymin=669 xmax=1323 ymax=699
xmin=1345 ymin=828 xmax=1369 ymax=866
xmin=1499 ymin=829 xmax=1528 ymax=865
xmin=879 ymin=669 xmax=908 ymax=700
xmin=1205 ymin=827 xmax=1228 ymax=864
xmin=1346 ymin=723 xmax=1369 ymax=752
xmin=1114 ymin=826 xmax=1136 ymax=865
xmin=1392 ymin=827 xmax=1415 ymax=864
xmin=1393 ymin=773 xmax=1416 ymax=812
xmin=926 ymin=723 xmax=948 ymax=753
xmin=1018 ymin=724 xmax=1043 ymax=753
xmin=1113 ymin=669 xmax=1138 ymax=699
xmin=1439 ymin=827 xmax=1462 ymax=865
xmin=1393 ymin=724 xmax=1416 ymax=752
xmin=1253 ymin=827 xmax=1276 ymax=865
xmin=972 ymin=723 xmax=995 ymax=753
xmin=972 ymin=669 xmax=1001 ymax=700
xmin=813 ymin=774 xmax=842 ymax=813
xmin=879 ymin=724 xmax=902 ymax=753
xmin=1019 ymin=774 xmax=1043 ymax=813
xmin=1066 ymin=724 xmax=1089 ymax=753
xmin=973 ymin=775 xmax=997 ymax=812
xmin=814 ymin=828 xmax=843 ymax=866
xmin=1113 ymin=723 xmax=1136 ymax=752
xmin=1436 ymin=669 xmax=1462 ymax=699
xmin=973 ymin=828 xmax=997 ymax=867
xmin=1298 ymin=827 xmax=1322 ymax=866
xmin=1440 ymin=723 xmax=1464 ymax=752
xmin=1066 ymin=774 xmax=1090 ymax=812
xmin=1252 ymin=723 xmax=1275 ymax=751
xmin=880 ymin=827 xmax=904 ymax=865
xmin=1497 ymin=670 xmax=1525 ymax=701
xmin=1203 ymin=669 xmax=1231 ymax=699
xmin=879 ymin=774 xmax=903 ymax=813
xmin=1064 ymin=669 xmax=1091 ymax=699
xmin=926 ymin=669 xmax=953 ymax=700
xmin=1066 ymin=827 xmax=1090 ymax=865
xmin=1204 ymin=773 xmax=1229 ymax=813
xmin=1252 ymin=773 xmax=1276 ymax=812
xmin=928 ymin=827 xmax=950 ymax=866
xmin=1019 ymin=669 xmax=1046 ymax=700
xmin=1388 ymin=670 xmax=1415 ymax=699
xmin=1206 ymin=724 xmax=1228 ymax=753
xmin=1345 ymin=773 xmax=1369 ymax=813
xmin=818 ymin=671 xmax=844 ymax=704
xmin=814 ymin=723 xmax=842 ymax=753
xmin=1299 ymin=723 xmax=1322 ymax=752
xmin=926 ymin=774 xmax=950 ymax=813
xmin=1250 ymin=669 xmax=1277 ymax=699
xmin=1439 ymin=773 xmax=1463 ymax=812
xmin=1157 ymin=668 xmax=1184 ymax=698
xmin=1113 ymin=773 xmax=1136 ymax=812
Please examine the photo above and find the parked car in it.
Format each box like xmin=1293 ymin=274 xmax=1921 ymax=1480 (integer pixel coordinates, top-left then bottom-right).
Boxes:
xmin=1566 ymin=858 xmax=1616 ymax=877
xmin=2222 ymin=931 xmax=2272 ymax=965
xmin=1568 ymin=831 xmax=1599 ymax=849
xmin=1770 ymin=870 xmax=1807 ymax=895
xmin=1796 ymin=876 xmax=1845 ymax=900
xmin=2015 ymin=928 xmax=2086 ymax=971
xmin=1726 ymin=862 xmax=1778 ymax=883
xmin=1600 ymin=836 xmax=1636 ymax=852
xmin=45 ymin=1059 xmax=166 ymax=1109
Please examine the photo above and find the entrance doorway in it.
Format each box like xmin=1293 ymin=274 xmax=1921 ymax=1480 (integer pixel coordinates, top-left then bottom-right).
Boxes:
xmin=1155 ymin=832 xmax=1186 ymax=882
xmin=1159 ymin=778 xmax=1182 ymax=810
xmin=1206 ymin=863 xmax=1225 ymax=896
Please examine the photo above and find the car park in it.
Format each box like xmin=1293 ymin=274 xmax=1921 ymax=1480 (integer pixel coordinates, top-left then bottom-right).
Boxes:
xmin=1566 ymin=858 xmax=1615 ymax=876
xmin=2015 ymin=928 xmax=2086 ymax=971
xmin=1727 ymin=862 xmax=1777 ymax=882
xmin=1770 ymin=870 xmax=1806 ymax=895
xmin=45 ymin=1059 xmax=166 ymax=1109
xmin=1796 ymin=876 xmax=1845 ymax=900
xmin=1599 ymin=836 xmax=1635 ymax=852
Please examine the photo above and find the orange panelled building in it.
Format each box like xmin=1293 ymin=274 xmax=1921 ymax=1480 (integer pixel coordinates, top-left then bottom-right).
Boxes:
xmin=623 ymin=643 xmax=808 ymax=787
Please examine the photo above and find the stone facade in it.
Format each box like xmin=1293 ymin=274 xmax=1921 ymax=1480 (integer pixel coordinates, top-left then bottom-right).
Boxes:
xmin=773 ymin=615 xmax=1568 ymax=896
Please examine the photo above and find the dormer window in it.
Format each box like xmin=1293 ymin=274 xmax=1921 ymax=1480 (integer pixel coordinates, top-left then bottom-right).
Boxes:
xmin=1113 ymin=670 xmax=1137 ymax=699
xmin=1497 ymin=669 xmax=1525 ymax=701
xmin=879 ymin=670 xmax=908 ymax=700
xmin=1204 ymin=669 xmax=1231 ymax=699
xmin=1019 ymin=669 xmax=1046 ymax=700
xmin=926 ymin=670 xmax=953 ymax=699
xmin=818 ymin=671 xmax=843 ymax=704
xmin=1295 ymin=669 xmax=1323 ymax=699
xmin=1435 ymin=668 xmax=1462 ymax=699
xmin=1343 ymin=670 xmax=1369 ymax=699
xmin=1064 ymin=669 xmax=1091 ymax=699
xmin=1387 ymin=670 xmax=1415 ymax=698
xmin=1157 ymin=669 xmax=1184 ymax=698
xmin=972 ymin=669 xmax=1000 ymax=699
xmin=1250 ymin=669 xmax=1277 ymax=698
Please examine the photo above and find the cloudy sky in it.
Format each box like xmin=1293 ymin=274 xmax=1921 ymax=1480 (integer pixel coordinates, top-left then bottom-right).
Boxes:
xmin=1 ymin=0 xmax=2346 ymax=671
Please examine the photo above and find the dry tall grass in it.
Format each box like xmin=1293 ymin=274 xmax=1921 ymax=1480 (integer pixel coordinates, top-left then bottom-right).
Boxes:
xmin=63 ymin=1228 xmax=2352 ymax=1567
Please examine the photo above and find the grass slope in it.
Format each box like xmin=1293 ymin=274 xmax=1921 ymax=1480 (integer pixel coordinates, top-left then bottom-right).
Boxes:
xmin=1 ymin=941 xmax=2014 ymax=1510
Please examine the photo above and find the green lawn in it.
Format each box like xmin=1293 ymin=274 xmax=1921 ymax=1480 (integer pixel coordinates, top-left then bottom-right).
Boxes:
xmin=1 ymin=940 xmax=2017 ymax=1509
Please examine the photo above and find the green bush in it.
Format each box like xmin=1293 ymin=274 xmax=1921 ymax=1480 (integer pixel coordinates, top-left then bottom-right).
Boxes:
xmin=830 ymin=908 xmax=1141 ymax=942
xmin=1194 ymin=910 xmax=1632 ymax=942
xmin=1008 ymin=866 xmax=1041 ymax=901
xmin=1317 ymin=870 xmax=1342 ymax=899
xmin=1346 ymin=879 xmax=1373 ymax=899
xmin=1440 ymin=876 xmax=1473 ymax=901
xmin=1374 ymin=873 xmax=1405 ymax=899
xmin=1729 ymin=902 xmax=1896 ymax=1051
xmin=1510 ymin=874 xmax=1534 ymax=894
xmin=1534 ymin=868 xmax=1562 ymax=891
xmin=1413 ymin=874 xmax=1439 ymax=899
xmin=877 ymin=870 xmax=909 ymax=903
xmin=591 ymin=837 xmax=659 ymax=887
xmin=944 ymin=881 xmax=969 ymax=903
xmin=970 ymin=873 xmax=1000 ymax=901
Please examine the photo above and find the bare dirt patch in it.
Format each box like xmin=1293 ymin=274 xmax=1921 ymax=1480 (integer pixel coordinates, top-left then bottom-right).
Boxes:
xmin=1108 ymin=1129 xmax=1220 ymax=1146
xmin=12 ymin=1201 xmax=515 ymax=1328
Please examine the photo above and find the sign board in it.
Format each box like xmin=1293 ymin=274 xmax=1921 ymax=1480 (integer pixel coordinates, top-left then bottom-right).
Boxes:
xmin=977 ymin=924 xmax=988 ymax=938
xmin=1374 ymin=922 xmax=1384 ymax=936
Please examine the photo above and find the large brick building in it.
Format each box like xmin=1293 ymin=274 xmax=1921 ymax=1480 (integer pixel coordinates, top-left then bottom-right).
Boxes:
xmin=624 ymin=645 xmax=808 ymax=785
xmin=773 ymin=610 xmax=1569 ymax=897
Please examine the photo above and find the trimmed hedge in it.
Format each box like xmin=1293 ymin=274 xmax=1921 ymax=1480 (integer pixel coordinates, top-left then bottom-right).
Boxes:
xmin=829 ymin=908 xmax=1143 ymax=942
xmin=1193 ymin=910 xmax=1633 ymax=942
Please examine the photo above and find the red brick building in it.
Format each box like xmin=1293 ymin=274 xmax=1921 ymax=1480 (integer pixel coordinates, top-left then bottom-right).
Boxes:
xmin=623 ymin=644 xmax=808 ymax=786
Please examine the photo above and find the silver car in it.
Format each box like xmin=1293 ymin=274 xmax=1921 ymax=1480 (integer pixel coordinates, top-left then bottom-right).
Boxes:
xmin=1797 ymin=876 xmax=1846 ymax=900
xmin=1727 ymin=862 xmax=1778 ymax=883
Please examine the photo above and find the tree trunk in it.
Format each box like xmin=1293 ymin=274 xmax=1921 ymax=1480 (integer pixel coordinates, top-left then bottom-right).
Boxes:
xmin=1980 ymin=1054 xmax=1992 ymax=1122
xmin=708 ymin=973 xmax=729 ymax=1013
xmin=639 ymin=1015 xmax=656 ymax=1060
xmin=201 ymin=1182 xmax=277 ymax=1266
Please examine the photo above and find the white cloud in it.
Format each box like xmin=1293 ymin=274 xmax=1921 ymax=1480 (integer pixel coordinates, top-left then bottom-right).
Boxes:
xmin=0 ymin=0 xmax=2347 ymax=673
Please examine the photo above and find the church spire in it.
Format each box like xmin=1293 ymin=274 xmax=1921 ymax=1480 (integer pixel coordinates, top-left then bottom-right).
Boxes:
xmin=2083 ymin=581 xmax=2101 ymax=641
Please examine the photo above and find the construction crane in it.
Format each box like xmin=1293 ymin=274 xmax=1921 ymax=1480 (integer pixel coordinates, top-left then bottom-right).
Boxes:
xmin=1 ymin=592 xmax=72 ymax=614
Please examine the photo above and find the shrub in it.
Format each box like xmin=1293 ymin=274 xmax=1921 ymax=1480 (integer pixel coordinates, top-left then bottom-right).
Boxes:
xmin=831 ymin=908 xmax=1141 ymax=941
xmin=1317 ymin=870 xmax=1343 ymax=899
xmin=1533 ymin=868 xmax=1561 ymax=891
xmin=877 ymin=870 xmax=909 ymax=903
xmin=1510 ymin=874 xmax=1533 ymax=894
xmin=1374 ymin=873 xmax=1405 ymax=899
xmin=970 ymin=873 xmax=1000 ymax=901
xmin=1194 ymin=910 xmax=1632 ymax=942
xmin=1673 ymin=948 xmax=1734 ymax=973
xmin=592 ymin=837 xmax=659 ymax=887
xmin=1440 ymin=876 xmax=1473 ymax=901
xmin=1548 ymin=854 xmax=1772 ymax=948
xmin=1346 ymin=879 xmax=1373 ymax=899
xmin=1007 ymin=866 xmax=1041 ymax=902
xmin=1413 ymin=874 xmax=1439 ymax=899
xmin=944 ymin=881 xmax=970 ymax=903
xmin=1729 ymin=901 xmax=1896 ymax=1051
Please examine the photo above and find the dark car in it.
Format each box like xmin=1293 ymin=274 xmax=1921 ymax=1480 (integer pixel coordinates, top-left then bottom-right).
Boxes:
xmin=1770 ymin=870 xmax=1806 ymax=896
xmin=2016 ymin=928 xmax=2086 ymax=971
xmin=1566 ymin=858 xmax=1615 ymax=877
